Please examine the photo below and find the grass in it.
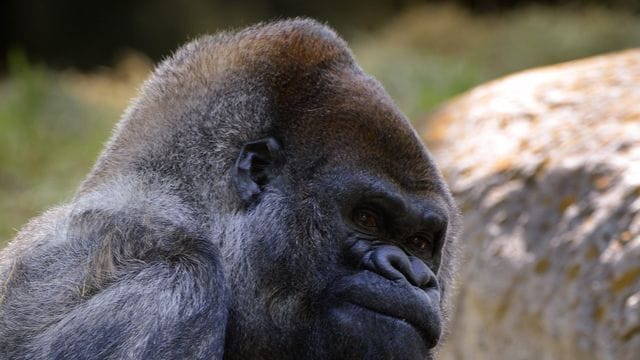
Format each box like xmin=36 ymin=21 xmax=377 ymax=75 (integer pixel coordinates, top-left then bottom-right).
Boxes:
xmin=355 ymin=4 xmax=640 ymax=120
xmin=1 ymin=4 xmax=639 ymax=247
xmin=0 ymin=52 xmax=150 ymax=246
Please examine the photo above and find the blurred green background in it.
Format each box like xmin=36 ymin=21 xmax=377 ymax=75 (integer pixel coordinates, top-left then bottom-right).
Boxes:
xmin=1 ymin=0 xmax=640 ymax=247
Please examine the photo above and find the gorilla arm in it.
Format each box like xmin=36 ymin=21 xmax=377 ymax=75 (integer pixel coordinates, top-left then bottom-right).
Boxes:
xmin=18 ymin=212 xmax=228 ymax=360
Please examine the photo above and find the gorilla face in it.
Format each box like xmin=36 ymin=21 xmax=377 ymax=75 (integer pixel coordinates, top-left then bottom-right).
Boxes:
xmin=303 ymin=166 xmax=446 ymax=359
xmin=227 ymin=92 xmax=451 ymax=360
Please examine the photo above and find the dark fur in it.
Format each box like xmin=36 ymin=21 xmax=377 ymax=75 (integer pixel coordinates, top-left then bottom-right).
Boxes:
xmin=0 ymin=19 xmax=459 ymax=359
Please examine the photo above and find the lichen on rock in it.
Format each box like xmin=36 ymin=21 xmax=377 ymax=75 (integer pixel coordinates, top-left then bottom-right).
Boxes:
xmin=424 ymin=49 xmax=640 ymax=360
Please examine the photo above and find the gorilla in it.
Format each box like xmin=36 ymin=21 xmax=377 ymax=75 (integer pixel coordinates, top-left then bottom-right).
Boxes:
xmin=0 ymin=19 xmax=458 ymax=359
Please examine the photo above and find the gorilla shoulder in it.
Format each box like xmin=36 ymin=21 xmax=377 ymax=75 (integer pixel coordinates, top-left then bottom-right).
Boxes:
xmin=0 ymin=19 xmax=458 ymax=360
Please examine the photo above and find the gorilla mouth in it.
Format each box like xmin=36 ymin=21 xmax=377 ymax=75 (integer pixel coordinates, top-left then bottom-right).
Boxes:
xmin=329 ymin=271 xmax=442 ymax=349
xmin=345 ymin=300 xmax=439 ymax=349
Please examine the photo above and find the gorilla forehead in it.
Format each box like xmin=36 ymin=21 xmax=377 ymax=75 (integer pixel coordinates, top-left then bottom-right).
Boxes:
xmin=276 ymin=69 xmax=438 ymax=190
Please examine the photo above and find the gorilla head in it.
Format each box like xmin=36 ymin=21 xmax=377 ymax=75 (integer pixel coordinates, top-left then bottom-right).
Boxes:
xmin=0 ymin=19 xmax=457 ymax=360
xmin=80 ymin=19 xmax=458 ymax=358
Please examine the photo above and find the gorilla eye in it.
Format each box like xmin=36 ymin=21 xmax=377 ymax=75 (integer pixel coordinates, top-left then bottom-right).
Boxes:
xmin=408 ymin=233 xmax=434 ymax=251
xmin=352 ymin=209 xmax=380 ymax=232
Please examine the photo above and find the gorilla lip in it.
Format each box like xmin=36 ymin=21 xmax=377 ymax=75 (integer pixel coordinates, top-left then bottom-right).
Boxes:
xmin=330 ymin=271 xmax=442 ymax=348
xmin=344 ymin=300 xmax=440 ymax=349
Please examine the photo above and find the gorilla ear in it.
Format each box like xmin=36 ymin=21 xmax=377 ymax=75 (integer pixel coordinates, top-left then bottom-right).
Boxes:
xmin=234 ymin=137 xmax=283 ymax=206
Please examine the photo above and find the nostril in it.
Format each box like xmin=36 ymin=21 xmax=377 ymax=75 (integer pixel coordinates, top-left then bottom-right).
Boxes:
xmin=356 ymin=244 xmax=438 ymax=289
xmin=409 ymin=256 xmax=438 ymax=290
xmin=371 ymin=246 xmax=410 ymax=282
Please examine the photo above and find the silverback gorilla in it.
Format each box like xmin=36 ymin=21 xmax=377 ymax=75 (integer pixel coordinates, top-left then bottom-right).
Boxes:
xmin=0 ymin=19 xmax=458 ymax=359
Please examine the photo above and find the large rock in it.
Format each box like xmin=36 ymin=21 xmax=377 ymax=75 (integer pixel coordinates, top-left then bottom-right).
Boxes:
xmin=423 ymin=50 xmax=640 ymax=360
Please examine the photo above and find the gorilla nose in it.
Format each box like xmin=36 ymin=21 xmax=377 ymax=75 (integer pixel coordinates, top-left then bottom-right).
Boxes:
xmin=367 ymin=245 xmax=437 ymax=289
